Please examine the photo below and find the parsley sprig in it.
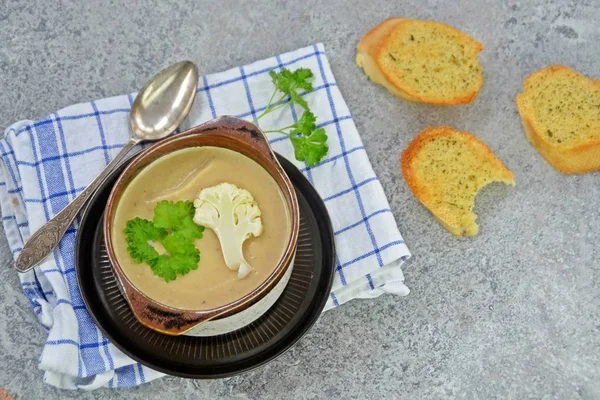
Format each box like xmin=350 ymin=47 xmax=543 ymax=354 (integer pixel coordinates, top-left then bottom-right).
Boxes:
xmin=124 ymin=200 xmax=204 ymax=282
xmin=251 ymin=68 xmax=328 ymax=167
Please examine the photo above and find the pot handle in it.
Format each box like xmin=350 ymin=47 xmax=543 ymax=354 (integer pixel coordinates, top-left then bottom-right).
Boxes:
xmin=122 ymin=281 xmax=220 ymax=336
xmin=190 ymin=115 xmax=277 ymax=162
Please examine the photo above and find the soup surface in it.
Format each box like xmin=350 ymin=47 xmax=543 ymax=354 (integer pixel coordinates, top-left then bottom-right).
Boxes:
xmin=111 ymin=146 xmax=291 ymax=310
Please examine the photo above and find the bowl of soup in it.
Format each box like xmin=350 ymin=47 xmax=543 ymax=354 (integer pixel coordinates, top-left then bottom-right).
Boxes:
xmin=103 ymin=116 xmax=299 ymax=336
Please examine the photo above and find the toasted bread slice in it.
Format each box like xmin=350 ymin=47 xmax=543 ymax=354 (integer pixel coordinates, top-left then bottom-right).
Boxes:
xmin=516 ymin=65 xmax=600 ymax=174
xmin=401 ymin=127 xmax=515 ymax=236
xmin=356 ymin=18 xmax=484 ymax=105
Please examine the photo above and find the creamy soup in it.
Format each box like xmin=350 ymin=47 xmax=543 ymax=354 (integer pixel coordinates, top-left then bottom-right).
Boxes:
xmin=111 ymin=146 xmax=291 ymax=310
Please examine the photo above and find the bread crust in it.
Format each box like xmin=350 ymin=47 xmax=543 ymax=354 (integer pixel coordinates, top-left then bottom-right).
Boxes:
xmin=401 ymin=127 xmax=514 ymax=236
xmin=357 ymin=18 xmax=484 ymax=105
xmin=516 ymin=65 xmax=600 ymax=174
xmin=356 ymin=18 xmax=416 ymax=101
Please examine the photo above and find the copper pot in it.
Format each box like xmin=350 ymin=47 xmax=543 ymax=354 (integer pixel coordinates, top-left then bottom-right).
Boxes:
xmin=103 ymin=116 xmax=300 ymax=336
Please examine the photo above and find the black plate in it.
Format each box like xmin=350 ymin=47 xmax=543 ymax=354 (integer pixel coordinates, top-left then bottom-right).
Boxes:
xmin=76 ymin=154 xmax=335 ymax=378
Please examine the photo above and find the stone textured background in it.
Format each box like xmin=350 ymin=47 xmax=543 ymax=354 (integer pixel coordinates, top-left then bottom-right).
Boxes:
xmin=1 ymin=0 xmax=599 ymax=398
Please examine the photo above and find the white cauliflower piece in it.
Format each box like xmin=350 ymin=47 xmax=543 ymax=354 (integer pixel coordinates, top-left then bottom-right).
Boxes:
xmin=193 ymin=183 xmax=262 ymax=279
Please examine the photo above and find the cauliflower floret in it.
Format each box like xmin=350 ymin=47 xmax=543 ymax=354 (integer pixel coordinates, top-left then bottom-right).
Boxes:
xmin=193 ymin=183 xmax=262 ymax=279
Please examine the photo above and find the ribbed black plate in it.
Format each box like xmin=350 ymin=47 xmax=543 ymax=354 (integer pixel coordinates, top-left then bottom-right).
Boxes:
xmin=76 ymin=154 xmax=335 ymax=378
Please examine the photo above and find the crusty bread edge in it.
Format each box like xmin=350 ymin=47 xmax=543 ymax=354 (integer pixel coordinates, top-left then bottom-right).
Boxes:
xmin=516 ymin=65 xmax=600 ymax=174
xmin=356 ymin=18 xmax=420 ymax=102
xmin=357 ymin=18 xmax=485 ymax=105
xmin=401 ymin=126 xmax=515 ymax=237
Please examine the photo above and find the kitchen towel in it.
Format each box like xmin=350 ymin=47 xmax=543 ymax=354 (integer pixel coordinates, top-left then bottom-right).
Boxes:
xmin=0 ymin=43 xmax=411 ymax=390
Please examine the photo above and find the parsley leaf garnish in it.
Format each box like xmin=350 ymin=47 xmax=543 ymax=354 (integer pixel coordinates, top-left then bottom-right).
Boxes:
xmin=292 ymin=109 xmax=317 ymax=135
xmin=124 ymin=217 xmax=165 ymax=263
xmin=124 ymin=200 xmax=204 ymax=282
xmin=252 ymin=68 xmax=328 ymax=167
xmin=154 ymin=200 xmax=204 ymax=241
xmin=290 ymin=126 xmax=328 ymax=167
xmin=151 ymin=253 xmax=200 ymax=282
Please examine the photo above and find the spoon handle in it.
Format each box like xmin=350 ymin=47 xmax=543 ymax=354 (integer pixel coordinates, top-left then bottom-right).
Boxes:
xmin=15 ymin=138 xmax=139 ymax=273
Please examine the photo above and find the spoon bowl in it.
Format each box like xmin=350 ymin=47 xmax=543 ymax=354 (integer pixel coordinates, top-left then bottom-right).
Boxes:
xmin=15 ymin=61 xmax=199 ymax=273
xmin=130 ymin=61 xmax=198 ymax=141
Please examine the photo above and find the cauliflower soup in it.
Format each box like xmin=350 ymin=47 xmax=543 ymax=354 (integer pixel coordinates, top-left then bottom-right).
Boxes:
xmin=111 ymin=146 xmax=291 ymax=310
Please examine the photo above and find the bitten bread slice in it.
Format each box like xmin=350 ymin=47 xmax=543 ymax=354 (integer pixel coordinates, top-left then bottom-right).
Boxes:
xmin=401 ymin=127 xmax=515 ymax=237
xmin=516 ymin=65 xmax=600 ymax=174
xmin=356 ymin=18 xmax=484 ymax=105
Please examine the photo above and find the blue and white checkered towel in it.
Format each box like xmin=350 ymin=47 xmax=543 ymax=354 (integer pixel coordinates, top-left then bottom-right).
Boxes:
xmin=0 ymin=44 xmax=411 ymax=390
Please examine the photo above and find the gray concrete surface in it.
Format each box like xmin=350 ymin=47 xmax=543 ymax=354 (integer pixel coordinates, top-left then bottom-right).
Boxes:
xmin=1 ymin=0 xmax=599 ymax=398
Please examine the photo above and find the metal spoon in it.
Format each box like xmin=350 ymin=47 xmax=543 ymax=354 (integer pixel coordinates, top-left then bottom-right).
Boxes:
xmin=15 ymin=60 xmax=199 ymax=273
